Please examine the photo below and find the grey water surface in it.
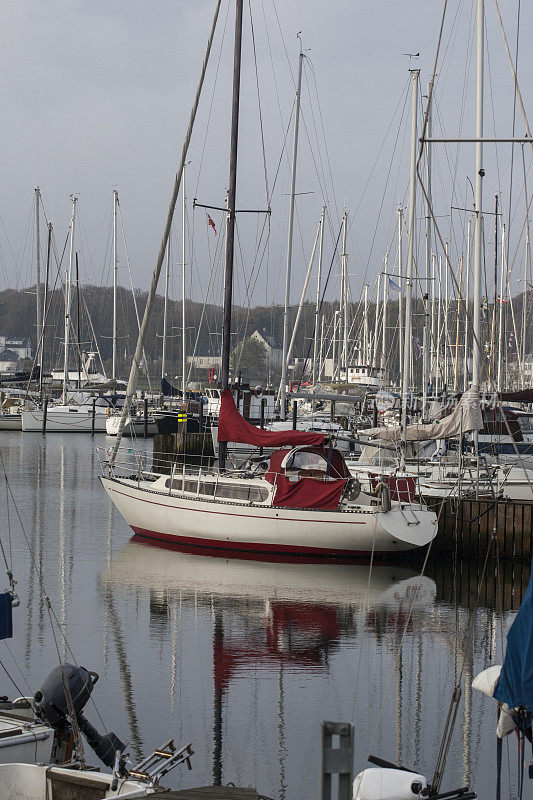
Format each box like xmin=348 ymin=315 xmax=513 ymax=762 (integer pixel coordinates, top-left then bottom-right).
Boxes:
xmin=0 ymin=431 xmax=527 ymax=799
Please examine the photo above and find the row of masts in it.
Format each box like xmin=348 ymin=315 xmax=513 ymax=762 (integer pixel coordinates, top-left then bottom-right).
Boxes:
xmin=28 ymin=0 xmax=533 ymax=465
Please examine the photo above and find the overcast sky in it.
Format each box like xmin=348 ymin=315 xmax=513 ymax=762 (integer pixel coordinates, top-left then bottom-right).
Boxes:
xmin=1 ymin=1 xmax=532 ymax=310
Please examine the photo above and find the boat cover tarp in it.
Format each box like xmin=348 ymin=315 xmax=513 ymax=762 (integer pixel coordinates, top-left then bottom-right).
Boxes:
xmin=494 ymin=556 xmax=533 ymax=711
xmin=266 ymin=447 xmax=350 ymax=482
xmin=271 ymin=476 xmax=347 ymax=509
xmin=218 ymin=390 xmax=326 ymax=447
xmin=0 ymin=593 xmax=13 ymax=640
xmin=363 ymin=387 xmax=483 ymax=443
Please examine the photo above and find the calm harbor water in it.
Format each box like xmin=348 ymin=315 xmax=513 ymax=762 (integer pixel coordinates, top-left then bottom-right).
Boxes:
xmin=0 ymin=431 xmax=527 ymax=798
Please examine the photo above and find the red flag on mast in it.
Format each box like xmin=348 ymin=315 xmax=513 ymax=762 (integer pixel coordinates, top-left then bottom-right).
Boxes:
xmin=207 ymin=214 xmax=217 ymax=235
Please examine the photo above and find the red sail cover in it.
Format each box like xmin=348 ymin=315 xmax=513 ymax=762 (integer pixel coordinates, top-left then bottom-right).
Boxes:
xmin=217 ymin=390 xmax=326 ymax=447
xmin=272 ymin=476 xmax=347 ymax=510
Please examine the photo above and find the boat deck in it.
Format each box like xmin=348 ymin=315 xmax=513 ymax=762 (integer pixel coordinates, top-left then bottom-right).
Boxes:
xmin=149 ymin=787 xmax=260 ymax=800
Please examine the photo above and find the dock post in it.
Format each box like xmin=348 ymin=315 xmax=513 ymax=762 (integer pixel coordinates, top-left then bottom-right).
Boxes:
xmin=292 ymin=400 xmax=298 ymax=430
xmin=41 ymin=397 xmax=48 ymax=434
xmin=320 ymin=721 xmax=354 ymax=800
xmin=144 ymin=398 xmax=148 ymax=438
xmin=91 ymin=398 xmax=96 ymax=436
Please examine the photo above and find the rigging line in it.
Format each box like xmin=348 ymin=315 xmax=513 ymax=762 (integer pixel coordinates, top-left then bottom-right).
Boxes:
xmin=351 ymin=531 xmax=377 ymax=720
xmin=186 ymin=215 xmax=227 ymax=384
xmin=248 ymin=0 xmax=270 ymax=204
xmin=0 ymin=654 xmax=25 ymax=697
xmin=504 ymin=0 xmax=522 ymax=273
xmin=352 ymin=78 xmax=411 ymax=219
xmin=295 ymin=220 xmax=343 ymax=389
xmin=0 ymin=451 xmax=111 ymax=735
xmin=416 ymin=6 xmax=489 ymax=376
xmin=118 ymin=201 xmax=152 ymax=385
xmin=305 ymin=57 xmax=339 ymax=220
xmin=359 ymin=81 xmax=412 ymax=289
xmin=2 ymin=641 xmax=33 ymax=695
xmin=22 ymin=223 xmax=71 ymax=404
xmin=193 ymin=0 xmax=231 ymax=199
xmin=362 ymin=499 xmax=444 ymax=767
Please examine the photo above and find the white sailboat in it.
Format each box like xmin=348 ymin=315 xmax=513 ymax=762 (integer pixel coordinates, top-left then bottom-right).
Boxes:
xmin=102 ymin=1 xmax=437 ymax=557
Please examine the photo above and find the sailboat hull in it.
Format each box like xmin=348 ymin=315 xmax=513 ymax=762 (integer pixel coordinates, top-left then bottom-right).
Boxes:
xmin=101 ymin=475 xmax=437 ymax=555
xmin=21 ymin=409 xmax=108 ymax=432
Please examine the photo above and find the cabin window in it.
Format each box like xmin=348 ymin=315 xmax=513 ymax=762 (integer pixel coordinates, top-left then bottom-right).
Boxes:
xmin=164 ymin=477 xmax=269 ymax=502
xmin=285 ymin=451 xmax=328 ymax=472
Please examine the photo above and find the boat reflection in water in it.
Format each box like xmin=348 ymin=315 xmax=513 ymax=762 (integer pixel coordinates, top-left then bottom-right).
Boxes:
xmin=101 ymin=538 xmax=436 ymax=790
xmin=102 ymin=537 xmax=436 ymax=626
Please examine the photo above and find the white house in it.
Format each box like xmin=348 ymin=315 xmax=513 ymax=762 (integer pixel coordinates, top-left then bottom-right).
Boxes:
xmin=251 ymin=330 xmax=283 ymax=367
xmin=0 ymin=336 xmax=32 ymax=360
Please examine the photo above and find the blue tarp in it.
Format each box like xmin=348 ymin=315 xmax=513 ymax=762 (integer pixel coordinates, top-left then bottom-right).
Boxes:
xmin=0 ymin=592 xmax=13 ymax=640
xmin=494 ymin=557 xmax=533 ymax=711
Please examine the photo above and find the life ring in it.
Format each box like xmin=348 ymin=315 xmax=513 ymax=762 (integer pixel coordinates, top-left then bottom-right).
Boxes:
xmin=254 ymin=385 xmax=263 ymax=397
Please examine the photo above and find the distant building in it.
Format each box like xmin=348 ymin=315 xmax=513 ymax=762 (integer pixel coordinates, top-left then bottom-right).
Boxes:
xmin=0 ymin=349 xmax=20 ymax=373
xmin=251 ymin=330 xmax=282 ymax=367
xmin=0 ymin=336 xmax=32 ymax=360
xmin=521 ymin=354 xmax=533 ymax=386
xmin=187 ymin=355 xmax=222 ymax=369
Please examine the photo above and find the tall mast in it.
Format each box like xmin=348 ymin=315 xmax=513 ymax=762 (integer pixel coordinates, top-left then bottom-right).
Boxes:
xmin=63 ymin=196 xmax=77 ymax=404
xmin=400 ymin=69 xmax=420 ymax=463
xmin=472 ymin=0 xmax=484 ymax=399
xmin=522 ymin=227 xmax=529 ymax=386
xmin=112 ymin=189 xmax=118 ymax=381
xmin=373 ymin=272 xmax=381 ymax=369
xmin=463 ymin=221 xmax=471 ymax=391
xmin=342 ymin=210 xmax=349 ymax=377
xmin=182 ymin=163 xmax=187 ymax=396
xmin=76 ymin=252 xmax=81 ymax=390
xmin=422 ymin=81 xmax=433 ymax=417
xmin=497 ymin=225 xmax=505 ymax=392
xmin=162 ymin=235 xmax=170 ymax=380
xmin=444 ymin=242 xmax=449 ymax=389
xmin=381 ymin=253 xmax=388 ymax=374
xmin=39 ymin=221 xmax=52 ymax=397
xmin=35 ymin=187 xmax=42 ymax=358
xmin=219 ymin=0 xmax=244 ymax=467
xmin=312 ymin=205 xmax=326 ymax=386
xmin=110 ymin=0 xmax=221 ymax=463
xmin=397 ymin=207 xmax=403 ymax=384
xmin=363 ymin=285 xmax=369 ymax=367
xmin=436 ymin=255 xmax=442 ymax=393
xmin=280 ymin=43 xmax=303 ymax=418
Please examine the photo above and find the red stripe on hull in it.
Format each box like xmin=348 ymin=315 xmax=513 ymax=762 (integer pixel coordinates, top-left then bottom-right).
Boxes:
xmin=130 ymin=525 xmax=390 ymax=558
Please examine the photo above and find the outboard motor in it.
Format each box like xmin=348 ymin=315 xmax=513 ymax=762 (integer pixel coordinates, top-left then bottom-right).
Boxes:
xmin=33 ymin=663 xmax=125 ymax=769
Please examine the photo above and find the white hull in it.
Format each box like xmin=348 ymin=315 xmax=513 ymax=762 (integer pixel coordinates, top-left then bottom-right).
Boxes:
xmin=105 ymin=416 xmax=157 ymax=436
xmin=0 ymin=414 xmax=22 ymax=430
xmin=101 ymin=475 xmax=437 ymax=555
xmin=22 ymin=408 xmax=108 ymax=432
xmin=0 ymin=763 xmax=153 ymax=800
xmin=0 ymin=714 xmax=53 ymax=765
xmin=347 ymin=461 xmax=533 ymax=502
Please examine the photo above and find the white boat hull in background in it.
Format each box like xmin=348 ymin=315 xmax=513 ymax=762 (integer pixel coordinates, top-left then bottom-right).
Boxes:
xmin=0 ymin=763 xmax=153 ymax=800
xmin=0 ymin=714 xmax=53 ymax=766
xmin=21 ymin=408 xmax=108 ymax=432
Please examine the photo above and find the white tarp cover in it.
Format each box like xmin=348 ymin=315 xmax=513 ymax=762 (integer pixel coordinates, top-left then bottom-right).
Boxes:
xmin=363 ymin=388 xmax=482 ymax=443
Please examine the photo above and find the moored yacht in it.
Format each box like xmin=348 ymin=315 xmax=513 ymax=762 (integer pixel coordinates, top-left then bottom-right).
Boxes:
xmin=101 ymin=391 xmax=437 ymax=556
